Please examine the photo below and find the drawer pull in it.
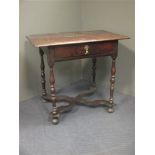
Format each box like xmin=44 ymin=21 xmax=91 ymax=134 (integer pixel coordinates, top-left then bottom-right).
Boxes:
xmin=84 ymin=45 xmax=89 ymax=55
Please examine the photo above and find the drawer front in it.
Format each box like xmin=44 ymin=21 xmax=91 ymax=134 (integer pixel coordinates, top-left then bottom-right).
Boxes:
xmin=54 ymin=43 xmax=93 ymax=59
xmin=92 ymin=41 xmax=117 ymax=55
xmin=54 ymin=41 xmax=117 ymax=61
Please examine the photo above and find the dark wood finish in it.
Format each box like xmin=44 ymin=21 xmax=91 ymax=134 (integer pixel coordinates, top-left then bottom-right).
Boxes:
xmin=42 ymin=95 xmax=75 ymax=113
xmin=27 ymin=30 xmax=129 ymax=47
xmin=107 ymin=56 xmax=117 ymax=113
xmin=75 ymin=85 xmax=110 ymax=106
xmin=27 ymin=30 xmax=129 ymax=124
xmin=39 ymin=48 xmax=47 ymax=97
xmin=92 ymin=57 xmax=96 ymax=85
xmin=47 ymin=48 xmax=60 ymax=124
xmin=54 ymin=41 xmax=117 ymax=61
xmin=54 ymin=43 xmax=93 ymax=59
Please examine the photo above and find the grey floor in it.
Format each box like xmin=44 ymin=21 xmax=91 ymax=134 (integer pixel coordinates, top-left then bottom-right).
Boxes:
xmin=19 ymin=80 xmax=135 ymax=155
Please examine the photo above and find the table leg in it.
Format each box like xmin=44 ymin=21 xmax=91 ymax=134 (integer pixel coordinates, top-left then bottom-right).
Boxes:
xmin=49 ymin=63 xmax=60 ymax=124
xmin=107 ymin=56 xmax=116 ymax=113
xmin=92 ymin=57 xmax=96 ymax=86
xmin=39 ymin=48 xmax=47 ymax=99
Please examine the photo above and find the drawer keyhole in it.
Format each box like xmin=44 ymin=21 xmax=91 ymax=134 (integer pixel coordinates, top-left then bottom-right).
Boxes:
xmin=84 ymin=45 xmax=89 ymax=55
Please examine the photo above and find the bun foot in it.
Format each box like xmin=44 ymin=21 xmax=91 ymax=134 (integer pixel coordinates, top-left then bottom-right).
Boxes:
xmin=52 ymin=117 xmax=59 ymax=125
xmin=107 ymin=107 xmax=114 ymax=113
xmin=52 ymin=112 xmax=60 ymax=125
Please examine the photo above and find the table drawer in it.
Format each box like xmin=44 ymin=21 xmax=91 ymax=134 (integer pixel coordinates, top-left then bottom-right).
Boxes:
xmin=54 ymin=43 xmax=93 ymax=59
xmin=92 ymin=41 xmax=117 ymax=55
xmin=54 ymin=41 xmax=117 ymax=61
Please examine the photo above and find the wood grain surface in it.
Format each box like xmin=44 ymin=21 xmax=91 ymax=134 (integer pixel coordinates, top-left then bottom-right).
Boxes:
xmin=27 ymin=30 xmax=129 ymax=47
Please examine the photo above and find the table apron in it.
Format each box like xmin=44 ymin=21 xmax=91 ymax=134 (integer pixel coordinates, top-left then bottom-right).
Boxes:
xmin=45 ymin=41 xmax=118 ymax=62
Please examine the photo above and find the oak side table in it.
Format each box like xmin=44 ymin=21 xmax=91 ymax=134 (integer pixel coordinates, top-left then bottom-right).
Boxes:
xmin=27 ymin=30 xmax=129 ymax=124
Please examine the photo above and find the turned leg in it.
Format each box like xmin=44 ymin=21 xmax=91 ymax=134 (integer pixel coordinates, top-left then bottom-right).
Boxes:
xmin=39 ymin=48 xmax=47 ymax=98
xmin=92 ymin=57 xmax=96 ymax=86
xmin=107 ymin=56 xmax=116 ymax=113
xmin=49 ymin=63 xmax=60 ymax=124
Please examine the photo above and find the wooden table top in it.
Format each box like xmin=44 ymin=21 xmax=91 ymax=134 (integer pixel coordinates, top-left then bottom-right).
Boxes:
xmin=27 ymin=30 xmax=129 ymax=47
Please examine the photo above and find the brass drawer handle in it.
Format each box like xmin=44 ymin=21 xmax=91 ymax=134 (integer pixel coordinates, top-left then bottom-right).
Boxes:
xmin=84 ymin=45 xmax=89 ymax=55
